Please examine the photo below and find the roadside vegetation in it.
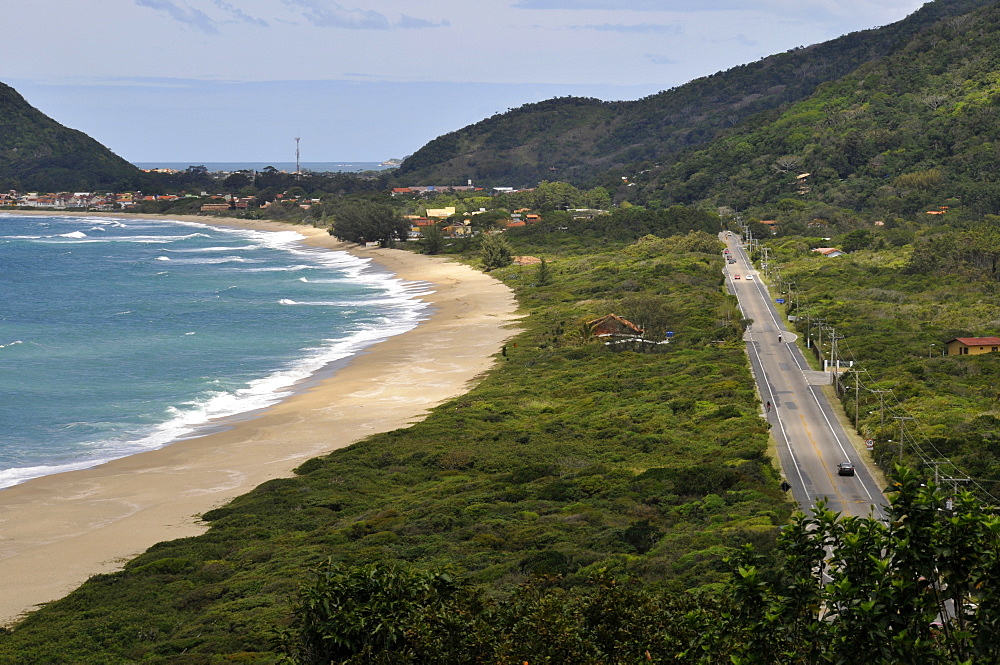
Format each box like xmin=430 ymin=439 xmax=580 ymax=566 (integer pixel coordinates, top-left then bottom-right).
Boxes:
xmin=749 ymin=221 xmax=1000 ymax=498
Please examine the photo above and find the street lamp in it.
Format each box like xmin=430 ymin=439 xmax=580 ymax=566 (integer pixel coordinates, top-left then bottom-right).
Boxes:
xmin=929 ymin=343 xmax=937 ymax=358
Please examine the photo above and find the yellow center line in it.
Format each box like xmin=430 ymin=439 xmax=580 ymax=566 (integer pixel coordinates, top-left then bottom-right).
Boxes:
xmin=801 ymin=414 xmax=850 ymax=509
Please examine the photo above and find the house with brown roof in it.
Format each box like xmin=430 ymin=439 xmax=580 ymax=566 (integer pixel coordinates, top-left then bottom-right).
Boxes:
xmin=586 ymin=314 xmax=645 ymax=339
xmin=946 ymin=337 xmax=1000 ymax=356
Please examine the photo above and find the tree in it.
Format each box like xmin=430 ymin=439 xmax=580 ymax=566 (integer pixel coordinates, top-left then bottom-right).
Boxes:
xmin=468 ymin=209 xmax=509 ymax=230
xmin=422 ymin=223 xmax=445 ymax=255
xmin=330 ymin=202 xmax=409 ymax=247
xmin=277 ymin=562 xmax=460 ymax=665
xmin=722 ymin=467 xmax=1000 ymax=664
xmin=536 ymin=257 xmax=551 ymax=286
xmin=840 ymin=228 xmax=875 ymax=252
xmin=479 ymin=233 xmax=512 ymax=270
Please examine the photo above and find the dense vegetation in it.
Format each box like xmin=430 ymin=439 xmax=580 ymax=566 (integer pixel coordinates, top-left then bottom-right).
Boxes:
xmin=0 ymin=220 xmax=794 ymax=663
xmin=396 ymin=0 xmax=990 ymax=188
xmin=7 ymin=0 xmax=1000 ymax=660
xmin=632 ymin=1 xmax=1000 ymax=218
xmin=278 ymin=469 xmax=1000 ymax=664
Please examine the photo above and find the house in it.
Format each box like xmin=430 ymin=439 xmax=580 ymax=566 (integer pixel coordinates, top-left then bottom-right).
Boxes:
xmin=443 ymin=222 xmax=472 ymax=237
xmin=945 ymin=337 xmax=1000 ymax=356
xmin=812 ymin=247 xmax=845 ymax=258
xmin=587 ymin=314 xmax=645 ymax=339
xmin=200 ymin=203 xmax=231 ymax=212
xmin=569 ymin=208 xmax=608 ymax=220
xmin=407 ymin=217 xmax=437 ymax=238
xmin=425 ymin=206 xmax=456 ymax=218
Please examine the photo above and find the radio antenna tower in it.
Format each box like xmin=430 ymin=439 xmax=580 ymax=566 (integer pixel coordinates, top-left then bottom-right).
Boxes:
xmin=295 ymin=137 xmax=301 ymax=174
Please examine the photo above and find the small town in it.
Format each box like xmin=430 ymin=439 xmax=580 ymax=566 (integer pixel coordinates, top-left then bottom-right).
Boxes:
xmin=0 ymin=181 xmax=610 ymax=240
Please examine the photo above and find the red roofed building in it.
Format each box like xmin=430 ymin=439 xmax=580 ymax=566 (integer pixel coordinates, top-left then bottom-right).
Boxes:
xmin=946 ymin=337 xmax=1000 ymax=356
xmin=586 ymin=314 xmax=645 ymax=339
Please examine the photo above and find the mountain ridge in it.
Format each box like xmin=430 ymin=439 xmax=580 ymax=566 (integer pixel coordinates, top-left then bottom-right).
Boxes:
xmin=396 ymin=0 xmax=993 ymax=189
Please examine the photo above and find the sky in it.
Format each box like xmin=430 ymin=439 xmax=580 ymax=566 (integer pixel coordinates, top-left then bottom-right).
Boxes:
xmin=3 ymin=0 xmax=928 ymax=164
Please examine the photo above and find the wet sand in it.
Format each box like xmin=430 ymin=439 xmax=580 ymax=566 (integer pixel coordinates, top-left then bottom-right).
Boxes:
xmin=0 ymin=213 xmax=521 ymax=624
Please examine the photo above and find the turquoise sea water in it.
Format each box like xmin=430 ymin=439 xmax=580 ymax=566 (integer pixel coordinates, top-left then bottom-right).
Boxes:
xmin=0 ymin=214 xmax=430 ymax=488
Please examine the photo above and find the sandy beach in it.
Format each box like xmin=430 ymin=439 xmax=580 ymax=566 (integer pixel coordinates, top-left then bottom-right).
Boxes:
xmin=0 ymin=213 xmax=521 ymax=625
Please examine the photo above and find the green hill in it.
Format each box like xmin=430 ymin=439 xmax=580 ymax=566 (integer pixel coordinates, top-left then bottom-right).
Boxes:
xmin=396 ymin=0 xmax=991 ymax=189
xmin=626 ymin=1 xmax=1000 ymax=219
xmin=0 ymin=82 xmax=141 ymax=191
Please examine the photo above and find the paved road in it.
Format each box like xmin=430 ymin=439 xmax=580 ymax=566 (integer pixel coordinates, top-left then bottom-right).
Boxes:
xmin=723 ymin=234 xmax=887 ymax=519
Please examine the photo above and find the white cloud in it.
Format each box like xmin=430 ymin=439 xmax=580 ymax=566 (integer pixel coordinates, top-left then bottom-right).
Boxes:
xmin=397 ymin=14 xmax=450 ymax=29
xmin=135 ymin=0 xmax=219 ymax=33
xmin=211 ymin=0 xmax=269 ymax=26
xmin=283 ymin=0 xmax=391 ymax=29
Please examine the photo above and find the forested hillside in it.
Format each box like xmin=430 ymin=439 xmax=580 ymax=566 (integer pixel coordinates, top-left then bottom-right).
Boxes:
xmin=396 ymin=0 xmax=990 ymax=188
xmin=630 ymin=1 xmax=1000 ymax=218
xmin=0 ymin=82 xmax=142 ymax=191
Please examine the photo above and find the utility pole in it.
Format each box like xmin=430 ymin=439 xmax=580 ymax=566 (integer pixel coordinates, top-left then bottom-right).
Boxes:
xmin=814 ymin=320 xmax=827 ymax=367
xmin=851 ymin=368 xmax=862 ymax=430
xmin=927 ymin=461 xmax=943 ymax=486
xmin=940 ymin=476 xmax=972 ymax=508
xmin=869 ymin=388 xmax=892 ymax=439
xmin=828 ymin=327 xmax=845 ymax=381
xmin=893 ymin=415 xmax=915 ymax=464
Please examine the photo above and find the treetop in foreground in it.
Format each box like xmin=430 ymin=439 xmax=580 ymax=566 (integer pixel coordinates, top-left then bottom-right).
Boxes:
xmin=277 ymin=468 xmax=1000 ymax=664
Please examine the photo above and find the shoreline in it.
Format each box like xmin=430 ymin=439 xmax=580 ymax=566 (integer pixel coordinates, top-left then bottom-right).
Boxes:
xmin=0 ymin=212 xmax=521 ymax=625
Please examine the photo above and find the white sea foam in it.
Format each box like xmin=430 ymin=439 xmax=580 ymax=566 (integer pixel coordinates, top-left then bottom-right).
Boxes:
xmin=0 ymin=340 xmax=23 ymax=349
xmin=230 ymin=264 xmax=314 ymax=273
xmin=27 ymin=297 xmax=431 ymax=478
xmin=169 ymin=245 xmax=259 ymax=253
xmin=278 ymin=297 xmax=425 ymax=307
xmin=0 ymin=213 xmax=432 ymax=489
xmin=0 ymin=460 xmax=119 ymax=489
xmin=58 ymin=231 xmax=87 ymax=238
xmin=169 ymin=256 xmax=252 ymax=265
xmin=88 ymin=233 xmax=212 ymax=244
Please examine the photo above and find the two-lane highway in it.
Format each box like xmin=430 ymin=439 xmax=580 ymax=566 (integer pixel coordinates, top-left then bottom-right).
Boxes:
xmin=723 ymin=233 xmax=887 ymax=519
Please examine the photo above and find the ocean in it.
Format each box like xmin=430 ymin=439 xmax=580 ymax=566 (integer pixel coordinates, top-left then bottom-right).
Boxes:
xmin=0 ymin=214 xmax=430 ymax=489
xmin=133 ymin=162 xmax=393 ymax=173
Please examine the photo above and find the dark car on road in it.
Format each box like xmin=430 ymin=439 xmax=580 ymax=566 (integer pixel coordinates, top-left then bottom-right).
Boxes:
xmin=837 ymin=462 xmax=855 ymax=476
